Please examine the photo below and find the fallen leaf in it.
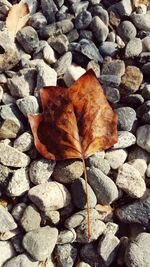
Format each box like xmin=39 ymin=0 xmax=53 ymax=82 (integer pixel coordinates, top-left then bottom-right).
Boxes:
xmin=28 ymin=70 xmax=118 ymax=161
xmin=6 ymin=3 xmax=29 ymax=40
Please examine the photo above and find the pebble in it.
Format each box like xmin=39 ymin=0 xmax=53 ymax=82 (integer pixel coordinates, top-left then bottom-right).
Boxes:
xmin=48 ymin=34 xmax=69 ymax=55
xmin=2 ymin=93 xmax=15 ymax=105
xmin=116 ymin=191 xmax=150 ymax=226
xmin=90 ymin=5 xmax=109 ymax=25
xmin=20 ymin=0 xmax=38 ymax=14
xmin=76 ymin=262 xmax=91 ymax=267
xmin=115 ymin=0 xmax=132 ymax=17
xmin=44 ymin=210 xmax=60 ymax=225
xmin=71 ymin=177 xmax=97 ymax=209
xmin=79 ymin=39 xmax=103 ymax=63
xmin=0 ymin=119 xmax=20 ymax=139
xmin=29 ymin=11 xmax=47 ymax=29
xmin=90 ymin=16 xmax=109 ymax=42
xmin=55 ymin=244 xmax=77 ymax=267
xmin=146 ymin=163 xmax=150 ymax=177
xmin=0 ymin=164 xmax=11 ymax=190
xmin=125 ymin=233 xmax=150 ymax=267
xmin=116 ymin=107 xmax=137 ymax=131
xmin=102 ymin=58 xmax=125 ymax=77
xmin=122 ymin=94 xmax=144 ymax=108
xmin=75 ymin=10 xmax=92 ymax=30
xmin=86 ymin=60 xmax=100 ymax=78
xmin=64 ymin=64 xmax=86 ymax=87
xmin=0 ymin=241 xmax=16 ymax=267
xmin=142 ymin=84 xmax=150 ymax=100
xmin=0 ymin=229 xmax=18 ymax=241
xmin=0 ymin=205 xmax=17 ymax=233
xmin=79 ymin=30 xmax=93 ymax=40
xmin=99 ymin=42 xmax=118 ymax=57
xmin=131 ymin=13 xmax=150 ymax=31
xmin=80 ymin=243 xmax=102 ymax=266
xmin=87 ymin=167 xmax=119 ymax=205
xmin=57 ymin=229 xmax=76 ymax=244
xmin=116 ymin=163 xmax=146 ymax=198
xmin=125 ymin=38 xmax=143 ymax=58
xmin=128 ymin=159 xmax=147 ymax=178
xmin=13 ymin=132 xmax=33 ymax=152
xmin=54 ymin=51 xmax=72 ymax=77
xmin=16 ymin=96 xmax=39 ymax=118
xmin=43 ymin=44 xmax=57 ymax=65
xmin=105 ymin=149 xmax=127 ymax=170
xmin=21 ymin=205 xmax=41 ymax=232
xmin=28 ymin=182 xmax=71 ymax=211
xmin=136 ymin=125 xmax=150 ymax=152
xmin=142 ymin=62 xmax=150 ymax=75
xmin=12 ymin=203 xmax=27 ymax=222
xmin=87 ymin=157 xmax=110 ymax=175
xmin=128 ymin=145 xmax=150 ymax=163
xmin=53 ymin=159 xmax=83 ymax=184
xmin=121 ymin=66 xmax=143 ymax=94
xmin=41 ymin=0 xmax=58 ymax=24
xmin=103 ymin=86 xmax=120 ymax=104
xmin=23 ymin=226 xmax=58 ymax=261
xmin=142 ymin=36 xmax=150 ymax=52
xmin=7 ymin=168 xmax=30 ymax=197
xmin=71 ymin=1 xmax=89 ymax=15
xmin=16 ymin=26 xmax=39 ymax=54
xmin=0 ymin=143 xmax=30 ymax=167
xmin=113 ymin=131 xmax=136 ymax=149
xmin=67 ymin=29 xmax=79 ymax=42
xmin=3 ymin=253 xmax=39 ymax=267
xmin=100 ymin=74 xmax=121 ymax=87
xmin=29 ymin=158 xmax=55 ymax=185
xmin=137 ymin=100 xmax=150 ymax=124
xmin=117 ymin=21 xmax=137 ymax=43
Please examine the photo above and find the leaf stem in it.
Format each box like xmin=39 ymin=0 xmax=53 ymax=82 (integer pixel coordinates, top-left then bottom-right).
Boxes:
xmin=82 ymin=158 xmax=91 ymax=240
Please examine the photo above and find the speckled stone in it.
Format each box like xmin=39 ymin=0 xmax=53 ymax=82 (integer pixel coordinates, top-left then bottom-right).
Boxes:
xmin=121 ymin=66 xmax=143 ymax=94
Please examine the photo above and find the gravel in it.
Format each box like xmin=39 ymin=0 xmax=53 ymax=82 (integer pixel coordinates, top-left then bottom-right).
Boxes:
xmin=0 ymin=205 xmax=17 ymax=233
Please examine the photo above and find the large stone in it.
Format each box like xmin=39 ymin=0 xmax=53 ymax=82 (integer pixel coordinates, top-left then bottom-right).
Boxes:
xmin=131 ymin=13 xmax=150 ymax=31
xmin=0 ymin=205 xmax=17 ymax=233
xmin=0 ymin=241 xmax=16 ymax=267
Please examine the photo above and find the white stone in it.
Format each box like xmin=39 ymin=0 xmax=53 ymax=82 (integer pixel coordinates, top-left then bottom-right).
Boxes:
xmin=116 ymin=163 xmax=146 ymax=198
xmin=128 ymin=159 xmax=147 ymax=177
xmin=0 ymin=241 xmax=16 ymax=267
xmin=16 ymin=96 xmax=39 ymax=117
xmin=105 ymin=149 xmax=127 ymax=169
xmin=43 ymin=44 xmax=57 ymax=65
xmin=136 ymin=125 xmax=150 ymax=152
xmin=63 ymin=64 xmax=86 ymax=87
xmin=13 ymin=132 xmax=33 ymax=152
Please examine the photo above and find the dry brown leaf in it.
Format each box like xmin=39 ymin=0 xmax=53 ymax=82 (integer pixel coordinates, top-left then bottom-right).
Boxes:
xmin=6 ymin=3 xmax=29 ymax=40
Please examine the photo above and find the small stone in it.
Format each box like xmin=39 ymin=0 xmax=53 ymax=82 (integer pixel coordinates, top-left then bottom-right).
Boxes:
xmin=90 ymin=5 xmax=109 ymax=25
xmin=142 ymin=36 xmax=150 ymax=52
xmin=3 ymin=253 xmax=39 ymax=267
xmin=125 ymin=233 xmax=150 ymax=267
xmin=0 ymin=164 xmax=11 ymax=190
xmin=16 ymin=26 xmax=39 ymax=54
xmin=103 ymin=86 xmax=120 ymax=104
xmin=131 ymin=13 xmax=150 ymax=31
xmin=100 ymin=75 xmax=121 ymax=87
xmin=64 ymin=64 xmax=86 ymax=87
xmin=71 ymin=178 xmax=97 ymax=209
xmin=48 ymin=34 xmax=69 ymax=55
xmin=116 ymin=107 xmax=137 ymax=131
xmin=136 ymin=125 xmax=150 ymax=152
xmin=2 ymin=93 xmax=15 ymax=105
xmin=55 ymin=244 xmax=77 ymax=267
xmin=105 ymin=149 xmax=127 ymax=170
xmin=80 ymin=243 xmax=102 ymax=266
xmin=117 ymin=21 xmax=137 ymax=43
xmin=71 ymin=1 xmax=89 ymax=15
xmin=142 ymin=62 xmax=150 ymax=75
xmin=146 ymin=163 xmax=150 ymax=177
xmin=21 ymin=205 xmax=41 ymax=232
xmin=57 ymin=229 xmax=76 ymax=244
xmin=0 ymin=119 xmax=20 ymax=139
xmin=142 ymin=84 xmax=150 ymax=100
xmin=16 ymin=96 xmax=39 ymax=118
xmin=12 ymin=203 xmax=27 ymax=222
xmin=87 ymin=157 xmax=110 ymax=175
xmin=125 ymin=38 xmax=142 ymax=58
xmin=114 ymin=0 xmax=132 ymax=17
xmin=137 ymin=101 xmax=150 ymax=124
xmin=0 ymin=229 xmax=18 ymax=241
xmin=113 ymin=131 xmax=136 ymax=149
xmin=99 ymin=42 xmax=118 ymax=57
xmin=67 ymin=29 xmax=79 ymax=42
xmin=87 ymin=167 xmax=119 ymax=205
xmin=128 ymin=159 xmax=147 ymax=178
xmin=102 ymin=58 xmax=125 ymax=77
xmin=121 ymin=66 xmax=143 ymax=94
xmin=75 ymin=10 xmax=92 ymax=30
xmin=86 ymin=60 xmax=100 ymax=78
xmin=11 ymin=234 xmax=24 ymax=253
xmin=54 ymin=51 xmax=72 ymax=77
xmin=53 ymin=159 xmax=83 ymax=184
xmin=44 ymin=210 xmax=60 ymax=225
xmin=29 ymin=11 xmax=47 ymax=29
xmin=79 ymin=38 xmax=103 ymax=63
xmin=23 ymin=226 xmax=58 ymax=261
xmin=41 ymin=0 xmax=58 ymax=24
xmin=0 ymin=143 xmax=30 ymax=167
xmin=7 ymin=168 xmax=30 ymax=197
xmin=128 ymin=145 xmax=150 ymax=164
xmin=90 ymin=16 xmax=109 ymax=42
xmin=29 ymin=158 xmax=55 ymax=185
xmin=13 ymin=132 xmax=33 ymax=152
xmin=0 ymin=205 xmax=17 ymax=233
xmin=79 ymin=30 xmax=93 ymax=40
xmin=76 ymin=262 xmax=91 ymax=267
xmin=0 ymin=241 xmax=16 ymax=267
xmin=28 ymin=182 xmax=71 ymax=211
xmin=116 ymin=163 xmax=146 ymax=198
xmin=122 ymin=94 xmax=144 ymax=108
xmin=20 ymin=0 xmax=38 ymax=14
xmin=43 ymin=44 xmax=57 ymax=65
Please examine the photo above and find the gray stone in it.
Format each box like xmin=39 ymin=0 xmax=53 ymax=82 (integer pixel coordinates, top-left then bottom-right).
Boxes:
xmin=99 ymin=42 xmax=118 ymax=57
xmin=7 ymin=168 xmax=30 ymax=197
xmin=63 ymin=64 xmax=85 ymax=87
xmin=71 ymin=1 xmax=89 ymax=15
xmin=128 ymin=145 xmax=150 ymax=164
xmin=142 ymin=62 xmax=150 ymax=75
xmin=113 ymin=131 xmax=136 ymax=149
xmin=136 ymin=124 xmax=150 ymax=153
xmin=16 ymin=96 xmax=39 ymax=118
xmin=121 ymin=66 xmax=143 ymax=94
xmin=11 ymin=234 xmax=24 ymax=253
xmin=114 ymin=0 xmax=132 ymax=17
xmin=2 ymin=93 xmax=15 ymax=105
xmin=80 ymin=243 xmax=102 ymax=266
xmin=79 ymin=30 xmax=93 ymax=40
xmin=13 ymin=132 xmax=33 ymax=152
xmin=67 ymin=29 xmax=79 ymax=43
xmin=117 ymin=21 xmax=137 ymax=43
xmin=48 ymin=34 xmax=69 ymax=55
xmin=57 ymin=229 xmax=76 ymax=244
xmin=0 ymin=143 xmax=30 ymax=167
xmin=23 ymin=226 xmax=58 ymax=261
xmin=90 ymin=16 xmax=109 ymax=42
xmin=29 ymin=12 xmax=47 ymax=29
xmin=122 ymin=94 xmax=144 ymax=108
xmin=0 ymin=205 xmax=17 ymax=233
xmin=116 ymin=107 xmax=137 ymax=131
xmin=103 ymin=86 xmax=120 ymax=104
xmin=21 ymin=205 xmax=41 ymax=232
xmin=125 ymin=233 xmax=150 ymax=267
xmin=12 ymin=203 xmax=27 ymax=222
xmin=0 ymin=164 xmax=11 ymax=190
xmin=41 ymin=0 xmax=58 ymax=24
xmin=53 ymin=159 xmax=83 ymax=184
xmin=86 ymin=60 xmax=100 ymax=78
xmin=0 ymin=119 xmax=20 ymax=139
xmin=128 ymin=159 xmax=147 ymax=178
xmin=116 ymin=191 xmax=150 ymax=226
xmin=71 ymin=178 xmax=97 ymax=209
xmin=136 ymin=101 xmax=150 ymax=124
xmin=16 ymin=26 xmax=39 ymax=54
xmin=29 ymin=158 xmax=55 ymax=185
xmin=116 ymin=163 xmax=146 ymax=198
xmin=44 ymin=210 xmax=60 ymax=225
xmin=20 ymin=0 xmax=38 ymax=14
xmin=100 ymin=75 xmax=121 ymax=87
xmin=90 ymin=5 xmax=109 ymax=25
xmin=147 ymin=163 xmax=150 ymax=177
xmin=142 ymin=84 xmax=150 ymax=100
xmin=0 ymin=241 xmax=16 ymax=267
xmin=55 ymin=244 xmax=77 ymax=267
xmin=75 ymin=10 xmax=92 ymax=30
xmin=105 ymin=149 xmax=127 ymax=170
xmin=79 ymin=38 xmax=103 ymax=63
xmin=142 ymin=36 xmax=150 ymax=52
xmin=54 ymin=51 xmax=72 ymax=77
xmin=87 ymin=157 xmax=110 ymax=175
xmin=102 ymin=58 xmax=125 ymax=77
xmin=3 ymin=253 xmax=39 ymax=267
xmin=28 ymin=182 xmax=71 ymax=211
xmin=125 ymin=38 xmax=142 ymax=58
xmin=131 ymin=13 xmax=150 ymax=31
xmin=87 ymin=167 xmax=119 ymax=205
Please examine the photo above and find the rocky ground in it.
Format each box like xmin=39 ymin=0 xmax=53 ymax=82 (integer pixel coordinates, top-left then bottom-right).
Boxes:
xmin=0 ymin=0 xmax=150 ymax=266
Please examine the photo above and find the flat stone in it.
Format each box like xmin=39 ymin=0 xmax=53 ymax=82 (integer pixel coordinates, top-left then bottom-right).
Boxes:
xmin=23 ymin=226 xmax=58 ymax=261
xmin=64 ymin=64 xmax=85 ymax=87
xmin=125 ymin=38 xmax=142 ymax=58
xmin=55 ymin=244 xmax=77 ymax=267
xmin=12 ymin=203 xmax=27 ymax=222
xmin=131 ymin=13 xmax=150 ymax=31
xmin=21 ymin=205 xmax=41 ymax=232
xmin=48 ymin=34 xmax=69 ymax=55
xmin=90 ymin=16 xmax=109 ymax=42
xmin=41 ymin=0 xmax=58 ymax=24
xmin=125 ymin=233 xmax=150 ymax=267
xmin=0 ymin=241 xmax=16 ymax=267
xmin=29 ymin=158 xmax=55 ymax=185
xmin=116 ymin=163 xmax=146 ymax=198
xmin=53 ymin=159 xmax=83 ymax=184
xmin=16 ymin=26 xmax=39 ymax=54
xmin=116 ymin=107 xmax=137 ymax=131
xmin=71 ymin=177 xmax=97 ymax=209
xmin=13 ymin=132 xmax=33 ymax=152
xmin=16 ymin=96 xmax=39 ymax=118
xmin=75 ymin=10 xmax=92 ymax=30
xmin=121 ymin=66 xmax=143 ymax=94
xmin=102 ymin=58 xmax=125 ymax=77
xmin=87 ymin=167 xmax=119 ymax=205
xmin=113 ymin=131 xmax=136 ymax=149
xmin=7 ymin=168 xmax=30 ymax=197
xmin=3 ymin=253 xmax=39 ymax=267
xmin=136 ymin=125 xmax=150 ymax=153
xmin=57 ymin=229 xmax=76 ymax=244
xmin=28 ymin=182 xmax=71 ymax=211
xmin=54 ymin=51 xmax=72 ymax=77
xmin=105 ymin=149 xmax=127 ymax=170
xmin=0 ymin=143 xmax=30 ymax=167
xmin=0 ymin=205 xmax=17 ymax=233
xmin=117 ymin=21 xmax=137 ymax=43
xmin=29 ymin=11 xmax=47 ymax=29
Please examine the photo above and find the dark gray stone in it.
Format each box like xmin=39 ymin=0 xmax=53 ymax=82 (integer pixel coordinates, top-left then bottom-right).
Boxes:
xmin=48 ymin=34 xmax=69 ymax=54
xmin=142 ymin=84 xmax=150 ymax=100
xmin=116 ymin=107 xmax=137 ymax=131
xmin=41 ymin=0 xmax=58 ymax=23
xmin=137 ymin=101 xmax=150 ymax=124
xmin=55 ymin=244 xmax=77 ymax=267
xmin=103 ymin=86 xmax=120 ymax=104
xmin=136 ymin=125 xmax=150 ymax=153
xmin=99 ymin=42 xmax=118 ymax=57
xmin=102 ymin=59 xmax=125 ymax=77
xmin=90 ymin=16 xmax=108 ymax=42
xmin=75 ymin=10 xmax=92 ymax=30
xmin=66 ymin=29 xmax=79 ymax=42
xmin=122 ymin=94 xmax=144 ymax=108
xmin=131 ymin=13 xmax=150 ymax=32
xmin=79 ymin=30 xmax=93 ymax=40
xmin=79 ymin=39 xmax=103 ymax=62
xmin=54 ymin=51 xmax=72 ymax=77
xmin=117 ymin=21 xmax=137 ymax=43
xmin=80 ymin=243 xmax=102 ymax=267
xmin=16 ymin=26 xmax=39 ymax=54
xmin=21 ymin=205 xmax=41 ymax=232
xmin=28 ymin=11 xmax=47 ymax=29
